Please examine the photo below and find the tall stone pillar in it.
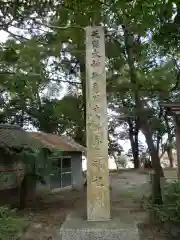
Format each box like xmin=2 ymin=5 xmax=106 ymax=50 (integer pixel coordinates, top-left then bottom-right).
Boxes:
xmin=85 ymin=26 xmax=110 ymax=221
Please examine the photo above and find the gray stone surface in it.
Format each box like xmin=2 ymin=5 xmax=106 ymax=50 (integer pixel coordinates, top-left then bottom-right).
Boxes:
xmin=60 ymin=229 xmax=139 ymax=240
xmin=85 ymin=26 xmax=110 ymax=221
xmin=59 ymin=209 xmax=140 ymax=240
xmin=57 ymin=172 xmax=150 ymax=239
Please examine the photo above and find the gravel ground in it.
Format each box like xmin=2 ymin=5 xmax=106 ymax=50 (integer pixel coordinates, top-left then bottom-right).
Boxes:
xmin=21 ymin=170 xmax=174 ymax=240
xmin=110 ymin=171 xmax=170 ymax=240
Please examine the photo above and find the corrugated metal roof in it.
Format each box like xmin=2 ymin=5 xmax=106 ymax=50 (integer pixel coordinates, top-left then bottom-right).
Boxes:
xmin=28 ymin=132 xmax=86 ymax=153
xmin=0 ymin=124 xmax=46 ymax=150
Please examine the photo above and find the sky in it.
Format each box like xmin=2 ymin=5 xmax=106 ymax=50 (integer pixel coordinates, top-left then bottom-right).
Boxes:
xmin=0 ymin=30 xmax=9 ymax=42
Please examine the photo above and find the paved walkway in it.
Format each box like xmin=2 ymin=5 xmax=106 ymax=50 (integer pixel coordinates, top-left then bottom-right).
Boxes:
xmin=59 ymin=171 xmax=150 ymax=240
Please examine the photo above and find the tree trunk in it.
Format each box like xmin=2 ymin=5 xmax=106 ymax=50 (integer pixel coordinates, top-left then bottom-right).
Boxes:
xmin=112 ymin=153 xmax=120 ymax=169
xmin=134 ymin=119 xmax=140 ymax=168
xmin=128 ymin=119 xmax=140 ymax=169
xmin=128 ymin=119 xmax=136 ymax=166
xmin=123 ymin=24 xmax=163 ymax=204
xmin=69 ymin=59 xmax=86 ymax=147
xmin=141 ymin=121 xmax=163 ymax=204
xmin=164 ymin=113 xmax=174 ymax=168
xmin=156 ymin=108 xmax=163 ymax=153
xmin=19 ymin=173 xmax=38 ymax=209
xmin=19 ymin=175 xmax=28 ymax=209
xmin=167 ymin=147 xmax=174 ymax=168
xmin=74 ymin=125 xmax=86 ymax=147
xmin=133 ymin=138 xmax=139 ymax=168
xmin=19 ymin=164 xmax=37 ymax=209
xmin=19 ymin=109 xmax=24 ymax=128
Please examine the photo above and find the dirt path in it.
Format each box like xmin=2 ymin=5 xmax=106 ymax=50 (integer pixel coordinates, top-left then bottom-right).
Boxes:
xmin=110 ymin=171 xmax=149 ymax=221
xmin=110 ymin=171 xmax=170 ymax=240
xmin=22 ymin=171 xmax=170 ymax=239
xmin=110 ymin=171 xmax=148 ymax=194
xmin=22 ymin=189 xmax=86 ymax=240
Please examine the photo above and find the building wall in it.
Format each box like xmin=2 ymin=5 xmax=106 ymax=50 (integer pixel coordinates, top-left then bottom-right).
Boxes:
xmin=71 ymin=152 xmax=84 ymax=190
xmin=0 ymin=149 xmax=24 ymax=190
xmin=0 ymin=148 xmax=84 ymax=191
xmin=37 ymin=151 xmax=84 ymax=191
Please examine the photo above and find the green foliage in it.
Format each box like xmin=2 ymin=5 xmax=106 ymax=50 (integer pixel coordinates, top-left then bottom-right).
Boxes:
xmin=0 ymin=0 xmax=179 ymax=171
xmin=0 ymin=172 xmax=16 ymax=187
xmin=0 ymin=206 xmax=28 ymax=240
xmin=151 ymin=181 xmax=180 ymax=223
xmin=116 ymin=155 xmax=127 ymax=168
xmin=19 ymin=147 xmax=62 ymax=177
xmin=19 ymin=148 xmax=41 ymax=170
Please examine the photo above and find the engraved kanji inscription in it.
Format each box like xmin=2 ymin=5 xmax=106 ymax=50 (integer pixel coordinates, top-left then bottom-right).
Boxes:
xmin=92 ymin=39 xmax=100 ymax=48
xmin=91 ymin=30 xmax=100 ymax=38
xmin=92 ymin=104 xmax=100 ymax=111
xmin=92 ymin=72 xmax=99 ymax=78
xmin=92 ymin=48 xmax=101 ymax=58
xmin=91 ymin=59 xmax=100 ymax=67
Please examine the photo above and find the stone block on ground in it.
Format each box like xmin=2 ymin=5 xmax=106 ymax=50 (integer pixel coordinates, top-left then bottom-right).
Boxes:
xmin=58 ymin=209 xmax=140 ymax=240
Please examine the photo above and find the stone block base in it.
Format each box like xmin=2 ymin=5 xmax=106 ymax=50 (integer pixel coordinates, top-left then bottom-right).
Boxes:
xmin=59 ymin=209 xmax=140 ymax=240
xmin=60 ymin=228 xmax=139 ymax=240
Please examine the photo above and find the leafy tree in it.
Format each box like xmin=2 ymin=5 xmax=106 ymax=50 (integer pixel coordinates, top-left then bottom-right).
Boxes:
xmin=0 ymin=0 xmax=179 ymax=205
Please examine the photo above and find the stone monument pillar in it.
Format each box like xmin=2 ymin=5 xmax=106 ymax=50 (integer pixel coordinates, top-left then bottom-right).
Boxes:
xmin=85 ymin=26 xmax=110 ymax=221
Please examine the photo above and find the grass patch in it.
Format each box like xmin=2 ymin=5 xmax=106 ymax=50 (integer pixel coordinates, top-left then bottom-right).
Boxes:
xmin=120 ymin=192 xmax=135 ymax=199
xmin=0 ymin=206 xmax=29 ymax=239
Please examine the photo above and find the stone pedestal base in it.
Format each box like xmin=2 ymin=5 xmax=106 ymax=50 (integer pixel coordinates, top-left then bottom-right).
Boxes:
xmin=59 ymin=209 xmax=140 ymax=240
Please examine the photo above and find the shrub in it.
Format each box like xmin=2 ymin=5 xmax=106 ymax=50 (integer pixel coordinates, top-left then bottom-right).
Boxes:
xmin=152 ymin=180 xmax=180 ymax=223
xmin=116 ymin=155 xmax=127 ymax=168
xmin=0 ymin=206 xmax=29 ymax=240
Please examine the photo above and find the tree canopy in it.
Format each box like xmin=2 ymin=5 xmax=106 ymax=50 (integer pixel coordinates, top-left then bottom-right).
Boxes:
xmin=0 ymin=0 xmax=179 ymax=178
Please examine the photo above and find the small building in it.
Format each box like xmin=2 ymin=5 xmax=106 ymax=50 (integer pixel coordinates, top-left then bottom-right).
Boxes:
xmin=0 ymin=124 xmax=47 ymax=190
xmin=0 ymin=124 xmax=85 ymax=191
xmin=29 ymin=132 xmax=86 ymax=190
